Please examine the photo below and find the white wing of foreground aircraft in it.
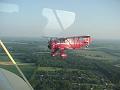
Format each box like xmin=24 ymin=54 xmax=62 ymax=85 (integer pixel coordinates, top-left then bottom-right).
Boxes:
xmin=0 ymin=68 xmax=32 ymax=90
xmin=0 ymin=40 xmax=34 ymax=90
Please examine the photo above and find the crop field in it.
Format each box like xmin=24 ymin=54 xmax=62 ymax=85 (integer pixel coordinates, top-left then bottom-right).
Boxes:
xmin=0 ymin=38 xmax=120 ymax=90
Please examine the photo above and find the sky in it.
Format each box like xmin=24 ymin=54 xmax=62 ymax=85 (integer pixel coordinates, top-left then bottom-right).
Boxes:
xmin=0 ymin=0 xmax=120 ymax=39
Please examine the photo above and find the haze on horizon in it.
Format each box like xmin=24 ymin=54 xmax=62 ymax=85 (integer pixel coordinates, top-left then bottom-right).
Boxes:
xmin=0 ymin=0 xmax=120 ymax=40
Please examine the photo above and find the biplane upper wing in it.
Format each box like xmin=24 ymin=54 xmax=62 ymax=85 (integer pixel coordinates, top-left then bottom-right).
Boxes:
xmin=66 ymin=35 xmax=90 ymax=39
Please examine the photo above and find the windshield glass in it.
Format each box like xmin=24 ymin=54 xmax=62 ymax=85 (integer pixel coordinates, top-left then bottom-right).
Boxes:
xmin=0 ymin=0 xmax=120 ymax=90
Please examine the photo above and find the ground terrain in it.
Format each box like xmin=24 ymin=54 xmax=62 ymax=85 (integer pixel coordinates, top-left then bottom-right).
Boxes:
xmin=0 ymin=37 xmax=120 ymax=90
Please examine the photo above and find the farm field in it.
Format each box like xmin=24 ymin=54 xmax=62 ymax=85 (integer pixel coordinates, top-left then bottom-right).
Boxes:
xmin=0 ymin=37 xmax=120 ymax=90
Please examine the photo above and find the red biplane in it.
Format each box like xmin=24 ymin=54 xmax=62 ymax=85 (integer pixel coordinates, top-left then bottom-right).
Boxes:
xmin=48 ymin=35 xmax=92 ymax=59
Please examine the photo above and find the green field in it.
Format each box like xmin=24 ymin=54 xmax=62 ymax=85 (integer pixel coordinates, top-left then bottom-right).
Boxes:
xmin=0 ymin=38 xmax=120 ymax=90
